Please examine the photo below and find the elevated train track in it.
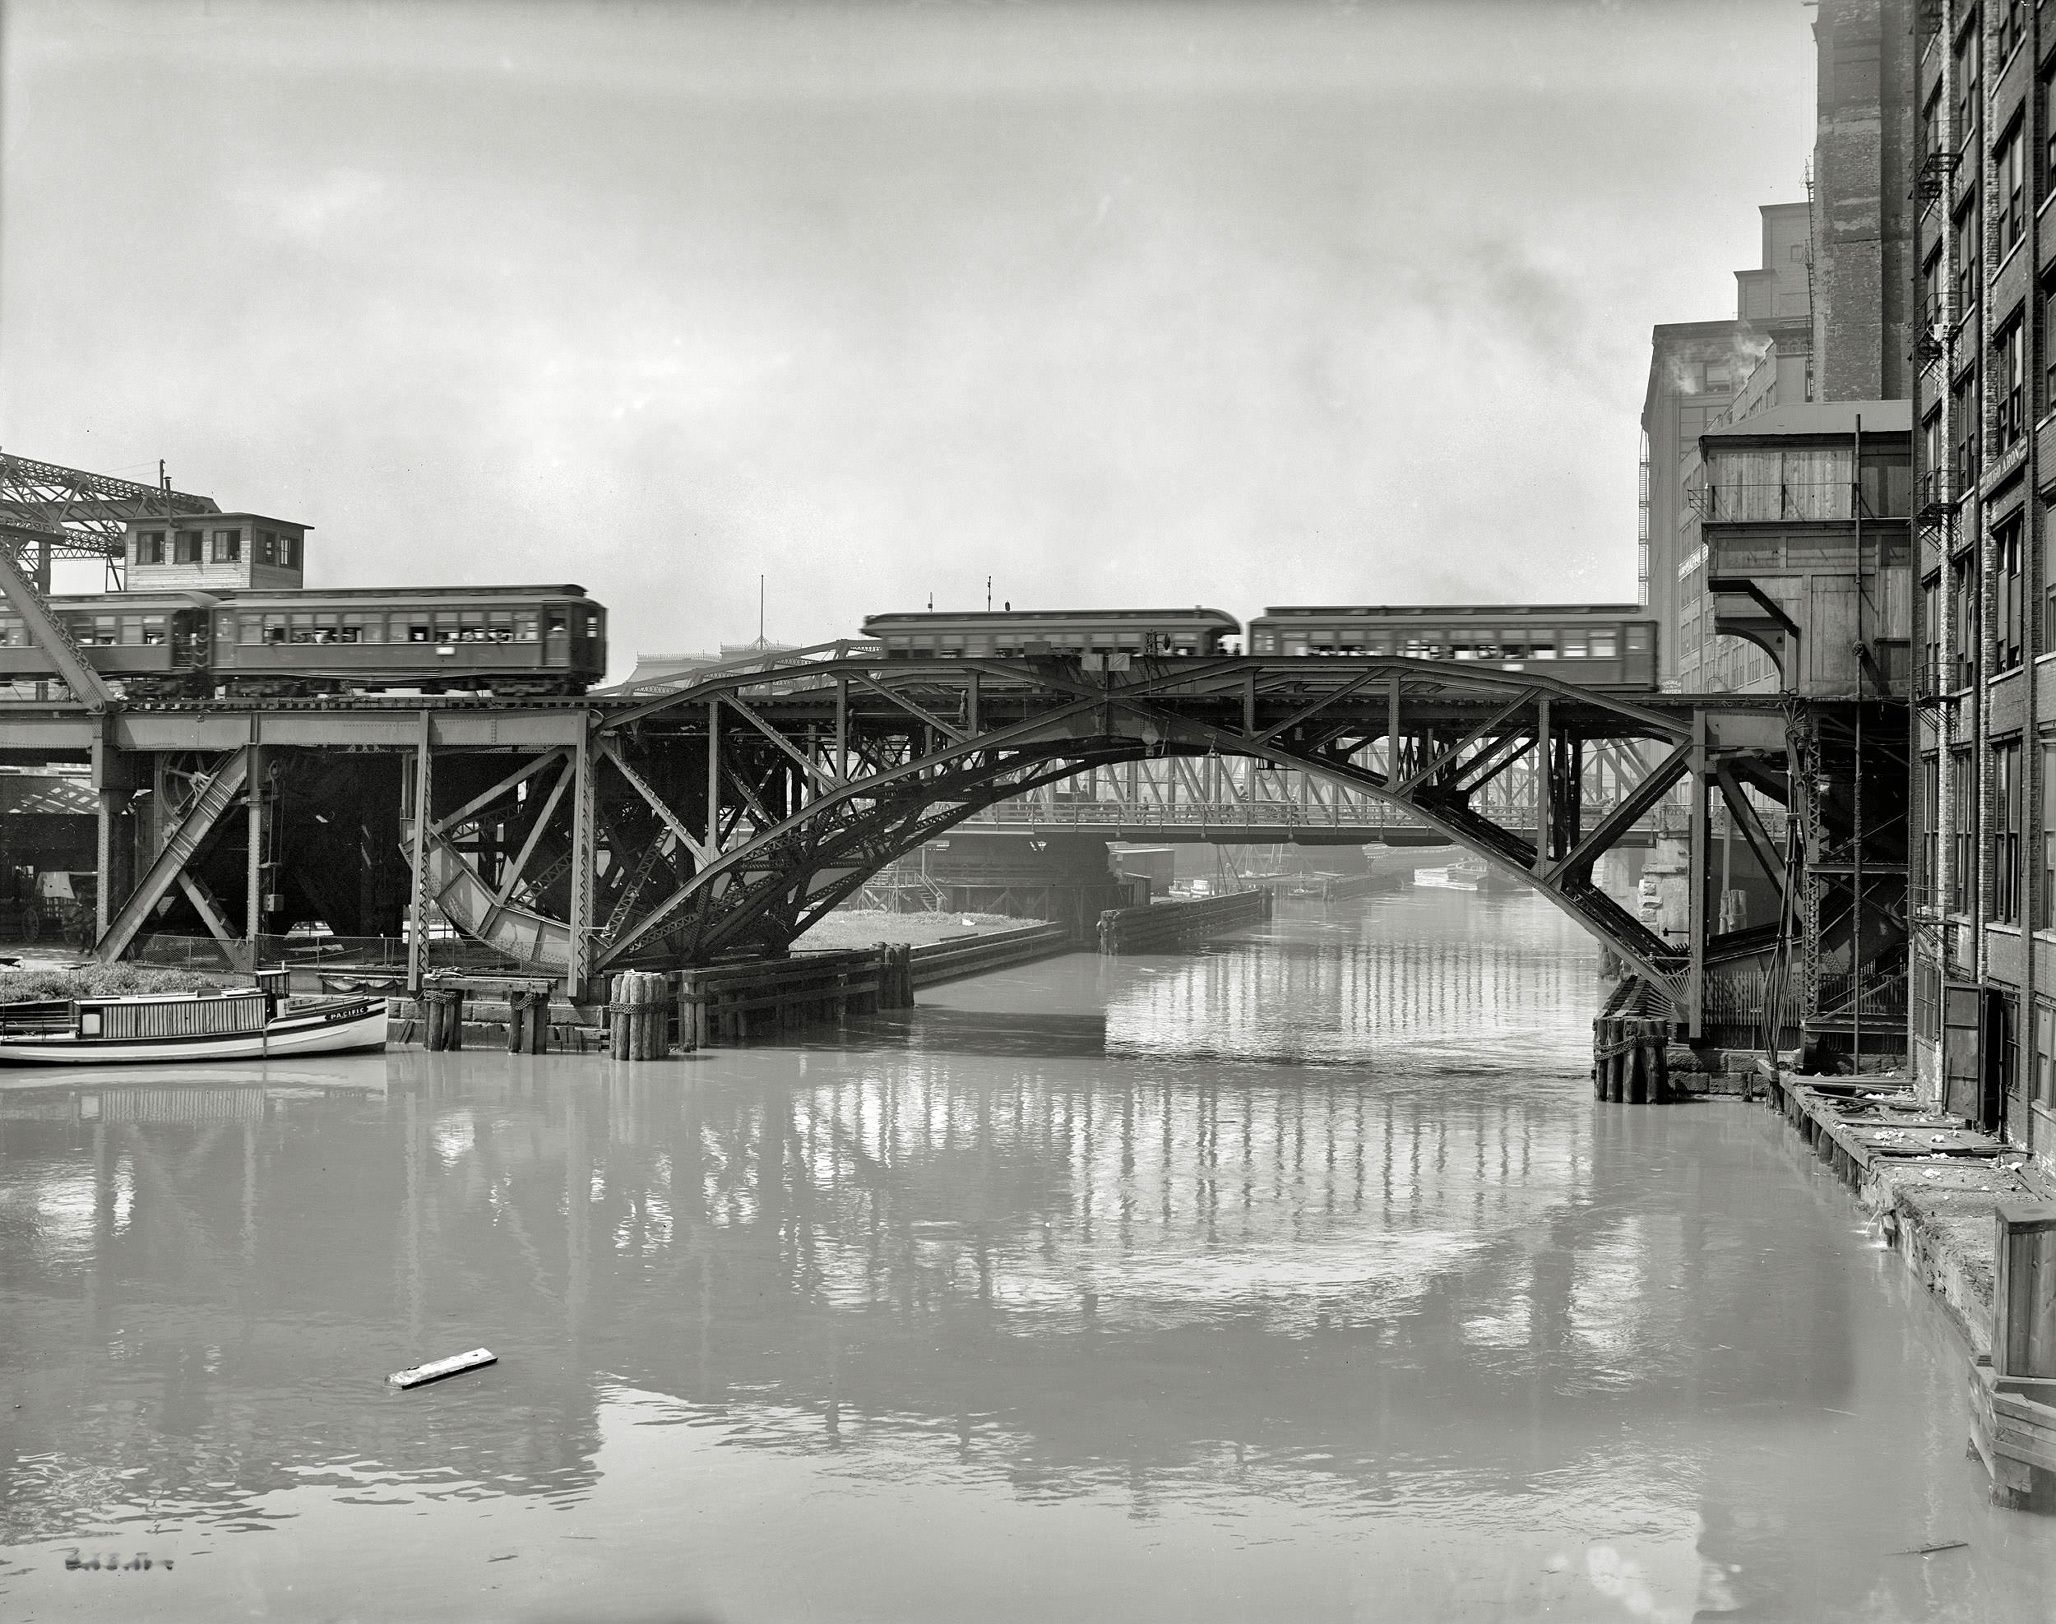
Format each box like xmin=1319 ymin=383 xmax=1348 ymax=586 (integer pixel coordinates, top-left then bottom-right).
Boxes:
xmin=0 ymin=457 xmax=1889 ymax=1054
xmin=0 ymin=638 xmax=1813 ymax=1036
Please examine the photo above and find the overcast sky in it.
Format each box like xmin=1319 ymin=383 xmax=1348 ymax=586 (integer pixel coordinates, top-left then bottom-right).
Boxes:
xmin=2 ymin=0 xmax=1814 ymax=673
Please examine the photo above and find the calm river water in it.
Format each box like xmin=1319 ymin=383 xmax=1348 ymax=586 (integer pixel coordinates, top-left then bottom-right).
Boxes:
xmin=5 ymin=888 xmax=2056 ymax=1621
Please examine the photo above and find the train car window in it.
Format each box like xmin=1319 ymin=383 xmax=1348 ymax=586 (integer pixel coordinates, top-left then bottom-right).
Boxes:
xmin=175 ymin=531 xmax=203 ymax=565
xmin=939 ymin=635 xmax=964 ymax=655
xmin=1561 ymin=631 xmax=1588 ymax=659
xmin=211 ymin=529 xmax=241 ymax=563
xmin=515 ymin=611 xmax=539 ymax=642
xmin=911 ymin=635 xmax=935 ymax=654
xmin=1529 ymin=633 xmax=1558 ymax=659
xmin=488 ymin=611 xmax=514 ymax=642
xmin=966 ymin=634 xmax=991 ymax=656
xmin=1171 ymin=634 xmax=1197 ymax=654
xmin=1284 ymin=636 xmax=1309 ymax=655
xmin=1590 ymin=629 xmax=1619 ymax=658
xmin=118 ymin=616 xmax=140 ymax=645
xmin=285 ymin=535 xmax=303 ymax=569
xmin=1625 ymin=625 xmax=1651 ymax=651
xmin=546 ymin=613 xmax=568 ymax=640
xmin=136 ymin=531 xmax=165 ymax=565
xmin=140 ymin=616 xmax=166 ymax=646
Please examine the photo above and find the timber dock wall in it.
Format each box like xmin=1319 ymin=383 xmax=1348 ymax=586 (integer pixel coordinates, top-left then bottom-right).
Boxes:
xmin=1097 ymin=888 xmax=1272 ymax=954
xmin=389 ymin=920 xmax=1078 ymax=1051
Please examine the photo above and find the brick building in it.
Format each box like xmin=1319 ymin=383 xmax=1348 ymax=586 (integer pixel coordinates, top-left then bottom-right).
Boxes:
xmin=1909 ymin=0 xmax=2056 ymax=1156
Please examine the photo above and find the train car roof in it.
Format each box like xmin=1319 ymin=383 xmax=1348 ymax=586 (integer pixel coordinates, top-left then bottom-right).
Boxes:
xmin=216 ymin=584 xmax=593 ymax=603
xmin=1256 ymin=604 xmax=1648 ymax=618
xmin=863 ymin=607 xmax=1238 ymax=623
xmin=38 ymin=590 xmax=222 ymax=609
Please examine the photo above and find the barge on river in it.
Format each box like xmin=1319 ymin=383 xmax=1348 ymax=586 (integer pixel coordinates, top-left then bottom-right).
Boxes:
xmin=0 ymin=989 xmax=386 ymax=1065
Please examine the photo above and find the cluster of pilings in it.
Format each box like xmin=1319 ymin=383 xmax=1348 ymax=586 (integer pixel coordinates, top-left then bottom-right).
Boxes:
xmin=608 ymin=970 xmax=672 ymax=1060
xmin=1593 ymin=979 xmax=1674 ymax=1104
xmin=418 ymin=974 xmax=556 ymax=1054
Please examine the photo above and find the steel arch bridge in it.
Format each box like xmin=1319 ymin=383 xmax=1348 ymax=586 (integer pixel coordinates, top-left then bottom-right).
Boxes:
xmin=77 ymin=639 xmax=1863 ymax=1034
xmin=371 ymin=639 xmax=1804 ymax=1030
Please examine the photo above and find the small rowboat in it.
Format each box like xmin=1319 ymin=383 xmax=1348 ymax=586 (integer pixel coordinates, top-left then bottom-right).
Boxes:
xmin=0 ymin=989 xmax=387 ymax=1066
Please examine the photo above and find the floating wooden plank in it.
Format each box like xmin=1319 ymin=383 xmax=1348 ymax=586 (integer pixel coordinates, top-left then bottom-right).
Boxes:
xmin=387 ymin=1347 xmax=496 ymax=1389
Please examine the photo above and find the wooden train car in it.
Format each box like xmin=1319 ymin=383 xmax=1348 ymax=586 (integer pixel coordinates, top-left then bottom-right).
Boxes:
xmin=209 ymin=586 xmax=605 ymax=696
xmin=863 ymin=608 xmax=1239 ymax=658
xmin=1247 ymin=605 xmax=1658 ymax=687
xmin=0 ymin=586 xmax=606 ymax=698
xmin=0 ymin=591 xmax=216 ymax=695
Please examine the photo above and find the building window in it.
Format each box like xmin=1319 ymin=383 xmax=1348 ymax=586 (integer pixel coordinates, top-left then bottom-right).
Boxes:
xmin=1952 ymin=750 xmax=1977 ymax=913
xmin=2038 ymin=1004 xmax=2055 ymax=1105
xmin=1999 ymin=517 xmax=2025 ymax=669
xmin=2045 ymin=69 xmax=2056 ymax=189
xmin=1924 ymin=575 xmax=1942 ymax=689
xmin=1999 ymin=0 xmax=2026 ymax=62
xmin=1996 ymin=740 xmax=2024 ymax=923
xmin=174 ymin=529 xmax=202 ymax=565
xmin=2044 ymin=281 xmax=2056 ymax=413
xmin=1954 ymin=197 xmax=1981 ymax=320
xmin=1997 ymin=318 xmax=2027 ymax=451
xmin=210 ymin=528 xmax=240 ymax=564
xmin=1999 ymin=119 xmax=2027 ymax=256
xmin=1955 ymin=23 xmax=1980 ymax=149
xmin=135 ymin=531 xmax=164 ymax=565
xmin=2044 ymin=741 xmax=2056 ymax=926
xmin=1950 ymin=554 xmax=1978 ymax=688
xmin=1952 ymin=374 xmax=1980 ymax=488
xmin=1924 ymin=752 xmax=1942 ymax=905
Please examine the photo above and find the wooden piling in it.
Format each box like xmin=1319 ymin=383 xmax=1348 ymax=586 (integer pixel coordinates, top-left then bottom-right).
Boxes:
xmin=423 ymin=984 xmax=465 ymax=1051
xmin=506 ymin=989 xmax=549 ymax=1055
xmin=607 ymin=970 xmax=668 ymax=1061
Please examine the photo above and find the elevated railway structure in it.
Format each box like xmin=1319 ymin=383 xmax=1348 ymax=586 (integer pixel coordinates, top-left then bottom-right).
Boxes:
xmin=0 ymin=453 xmax=1903 ymax=1060
xmin=0 ymin=451 xmax=217 ymax=589
xmin=0 ymin=637 xmax=1844 ymax=1041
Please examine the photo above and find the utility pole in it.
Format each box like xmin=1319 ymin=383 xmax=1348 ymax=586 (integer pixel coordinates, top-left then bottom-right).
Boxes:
xmin=986 ymin=576 xmax=992 ymax=611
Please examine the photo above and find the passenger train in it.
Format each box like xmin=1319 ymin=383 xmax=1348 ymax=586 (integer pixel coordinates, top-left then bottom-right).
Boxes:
xmin=0 ymin=502 xmax=1646 ymax=700
xmin=0 ymin=511 xmax=609 ymax=698
xmin=0 ymin=585 xmax=607 ymax=698
xmin=862 ymin=603 xmax=1660 ymax=689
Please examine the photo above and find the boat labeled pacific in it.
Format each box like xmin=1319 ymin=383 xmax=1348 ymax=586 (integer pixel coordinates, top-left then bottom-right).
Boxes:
xmin=0 ymin=988 xmax=387 ymax=1065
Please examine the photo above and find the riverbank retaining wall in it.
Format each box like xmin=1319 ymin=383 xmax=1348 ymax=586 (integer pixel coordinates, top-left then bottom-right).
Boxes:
xmin=1097 ymin=888 xmax=1272 ymax=953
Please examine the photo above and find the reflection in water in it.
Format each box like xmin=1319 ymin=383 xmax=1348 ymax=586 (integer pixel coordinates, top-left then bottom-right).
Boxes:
xmin=2 ymin=890 xmax=2054 ymax=1621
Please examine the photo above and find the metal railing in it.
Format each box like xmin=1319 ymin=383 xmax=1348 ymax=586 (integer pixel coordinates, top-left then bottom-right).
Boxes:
xmin=1694 ymin=480 xmax=1908 ymax=524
